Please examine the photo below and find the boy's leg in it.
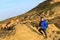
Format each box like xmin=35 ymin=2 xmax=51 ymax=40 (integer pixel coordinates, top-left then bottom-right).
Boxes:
xmin=38 ymin=28 xmax=47 ymax=38
xmin=38 ymin=28 xmax=43 ymax=35
xmin=43 ymin=29 xmax=47 ymax=38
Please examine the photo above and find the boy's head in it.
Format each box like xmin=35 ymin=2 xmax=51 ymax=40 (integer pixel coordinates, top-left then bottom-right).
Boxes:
xmin=40 ymin=17 xmax=44 ymax=21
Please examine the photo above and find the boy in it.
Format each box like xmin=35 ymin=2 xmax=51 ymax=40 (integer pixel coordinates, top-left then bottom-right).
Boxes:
xmin=38 ymin=17 xmax=48 ymax=39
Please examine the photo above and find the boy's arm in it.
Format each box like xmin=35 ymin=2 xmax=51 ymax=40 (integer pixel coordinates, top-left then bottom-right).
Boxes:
xmin=44 ymin=21 xmax=48 ymax=28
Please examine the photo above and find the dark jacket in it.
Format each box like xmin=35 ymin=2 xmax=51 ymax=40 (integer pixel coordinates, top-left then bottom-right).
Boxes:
xmin=39 ymin=19 xmax=48 ymax=30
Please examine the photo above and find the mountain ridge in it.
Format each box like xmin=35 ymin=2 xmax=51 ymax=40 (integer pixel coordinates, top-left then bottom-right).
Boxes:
xmin=0 ymin=0 xmax=60 ymax=40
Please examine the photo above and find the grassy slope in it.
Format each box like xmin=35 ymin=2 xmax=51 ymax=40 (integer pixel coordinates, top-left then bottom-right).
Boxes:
xmin=0 ymin=24 xmax=60 ymax=40
xmin=0 ymin=0 xmax=60 ymax=40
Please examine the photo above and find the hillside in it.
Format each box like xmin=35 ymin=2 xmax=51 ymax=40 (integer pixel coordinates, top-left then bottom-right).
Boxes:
xmin=0 ymin=0 xmax=60 ymax=40
xmin=0 ymin=24 xmax=59 ymax=40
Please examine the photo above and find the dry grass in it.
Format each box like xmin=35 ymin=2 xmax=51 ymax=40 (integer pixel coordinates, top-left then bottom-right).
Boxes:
xmin=0 ymin=0 xmax=60 ymax=40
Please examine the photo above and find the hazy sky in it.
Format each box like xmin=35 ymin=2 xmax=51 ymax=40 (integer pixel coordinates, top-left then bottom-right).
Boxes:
xmin=0 ymin=0 xmax=45 ymax=21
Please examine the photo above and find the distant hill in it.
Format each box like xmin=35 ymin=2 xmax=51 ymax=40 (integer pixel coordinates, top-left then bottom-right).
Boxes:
xmin=0 ymin=0 xmax=60 ymax=40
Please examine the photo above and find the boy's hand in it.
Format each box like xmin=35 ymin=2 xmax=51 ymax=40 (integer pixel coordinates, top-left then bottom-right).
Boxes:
xmin=38 ymin=27 xmax=41 ymax=30
xmin=38 ymin=27 xmax=42 ymax=30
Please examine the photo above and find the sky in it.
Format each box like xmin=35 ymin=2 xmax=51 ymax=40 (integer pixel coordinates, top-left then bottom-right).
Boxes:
xmin=0 ymin=0 xmax=45 ymax=21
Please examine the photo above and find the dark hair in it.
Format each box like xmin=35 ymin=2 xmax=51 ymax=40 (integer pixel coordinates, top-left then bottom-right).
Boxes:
xmin=40 ymin=17 xmax=44 ymax=19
